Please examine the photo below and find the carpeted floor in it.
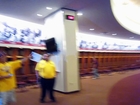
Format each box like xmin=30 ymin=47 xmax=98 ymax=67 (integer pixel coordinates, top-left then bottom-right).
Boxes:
xmin=108 ymin=72 xmax=140 ymax=105
xmin=12 ymin=69 xmax=140 ymax=105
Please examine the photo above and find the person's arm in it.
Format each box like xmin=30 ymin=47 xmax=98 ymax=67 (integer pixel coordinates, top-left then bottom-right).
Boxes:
xmin=53 ymin=63 xmax=59 ymax=76
xmin=35 ymin=71 xmax=41 ymax=79
xmin=0 ymin=74 xmax=12 ymax=79
xmin=11 ymin=55 xmax=31 ymax=70
xmin=21 ymin=55 xmax=31 ymax=64
xmin=35 ymin=62 xmax=41 ymax=80
xmin=93 ymin=62 xmax=95 ymax=68
xmin=56 ymin=71 xmax=59 ymax=76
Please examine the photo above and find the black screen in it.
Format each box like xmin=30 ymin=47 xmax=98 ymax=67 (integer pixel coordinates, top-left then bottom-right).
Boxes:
xmin=45 ymin=38 xmax=58 ymax=53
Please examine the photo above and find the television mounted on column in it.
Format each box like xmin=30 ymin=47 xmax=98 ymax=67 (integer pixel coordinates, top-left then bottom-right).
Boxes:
xmin=44 ymin=37 xmax=58 ymax=54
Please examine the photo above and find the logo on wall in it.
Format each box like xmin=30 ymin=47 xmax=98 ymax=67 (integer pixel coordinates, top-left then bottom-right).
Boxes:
xmin=77 ymin=34 xmax=140 ymax=52
xmin=0 ymin=22 xmax=45 ymax=48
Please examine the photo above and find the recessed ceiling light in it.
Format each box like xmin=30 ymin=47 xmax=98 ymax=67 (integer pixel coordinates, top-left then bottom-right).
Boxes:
xmin=37 ymin=14 xmax=43 ymax=17
xmin=77 ymin=13 xmax=83 ymax=16
xmin=61 ymin=11 xmax=64 ymax=13
xmin=130 ymin=37 xmax=134 ymax=39
xmin=46 ymin=7 xmax=52 ymax=10
xmin=112 ymin=33 xmax=117 ymax=35
xmin=89 ymin=28 xmax=94 ymax=30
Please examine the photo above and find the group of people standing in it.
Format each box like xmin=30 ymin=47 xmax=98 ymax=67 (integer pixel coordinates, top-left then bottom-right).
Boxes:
xmin=0 ymin=52 xmax=58 ymax=105
xmin=0 ymin=50 xmax=99 ymax=105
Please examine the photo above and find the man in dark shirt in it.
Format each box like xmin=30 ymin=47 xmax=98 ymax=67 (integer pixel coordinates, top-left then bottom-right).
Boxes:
xmin=92 ymin=58 xmax=99 ymax=79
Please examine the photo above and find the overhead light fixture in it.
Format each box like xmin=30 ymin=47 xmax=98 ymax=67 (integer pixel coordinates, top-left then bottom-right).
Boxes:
xmin=77 ymin=13 xmax=83 ymax=16
xmin=111 ymin=0 xmax=140 ymax=35
xmin=130 ymin=37 xmax=134 ymax=39
xmin=61 ymin=11 xmax=64 ymax=13
xmin=46 ymin=7 xmax=52 ymax=10
xmin=37 ymin=14 xmax=43 ymax=17
xmin=112 ymin=33 xmax=117 ymax=35
xmin=89 ymin=28 xmax=94 ymax=30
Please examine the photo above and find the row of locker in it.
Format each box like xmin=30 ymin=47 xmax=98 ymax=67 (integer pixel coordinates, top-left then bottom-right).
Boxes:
xmin=79 ymin=52 xmax=140 ymax=74
xmin=1 ymin=47 xmax=140 ymax=76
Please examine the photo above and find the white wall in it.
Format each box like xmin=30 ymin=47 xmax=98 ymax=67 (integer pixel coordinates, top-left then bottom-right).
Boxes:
xmin=0 ymin=15 xmax=45 ymax=49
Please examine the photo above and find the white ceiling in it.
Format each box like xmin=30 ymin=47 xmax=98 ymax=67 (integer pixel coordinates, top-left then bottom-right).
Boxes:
xmin=0 ymin=0 xmax=140 ymax=40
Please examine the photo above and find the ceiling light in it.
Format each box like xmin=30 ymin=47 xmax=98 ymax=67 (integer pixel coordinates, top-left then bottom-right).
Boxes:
xmin=112 ymin=33 xmax=117 ymax=35
xmin=89 ymin=28 xmax=94 ymax=30
xmin=37 ymin=14 xmax=43 ymax=17
xmin=46 ymin=7 xmax=52 ymax=10
xmin=61 ymin=11 xmax=64 ymax=13
xmin=77 ymin=13 xmax=83 ymax=16
xmin=111 ymin=0 xmax=140 ymax=35
xmin=130 ymin=37 xmax=134 ymax=39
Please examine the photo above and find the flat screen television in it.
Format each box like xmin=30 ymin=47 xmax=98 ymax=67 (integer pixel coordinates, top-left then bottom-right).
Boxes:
xmin=44 ymin=37 xmax=58 ymax=54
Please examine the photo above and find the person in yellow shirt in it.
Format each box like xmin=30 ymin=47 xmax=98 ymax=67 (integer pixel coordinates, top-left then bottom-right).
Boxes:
xmin=0 ymin=51 xmax=30 ymax=105
xmin=35 ymin=53 xmax=58 ymax=103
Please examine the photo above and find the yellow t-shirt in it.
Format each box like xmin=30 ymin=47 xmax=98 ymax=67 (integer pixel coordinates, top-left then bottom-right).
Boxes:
xmin=0 ymin=60 xmax=21 ymax=92
xmin=35 ymin=60 xmax=56 ymax=79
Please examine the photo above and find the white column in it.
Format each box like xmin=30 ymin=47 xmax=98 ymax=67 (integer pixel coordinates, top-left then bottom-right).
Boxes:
xmin=43 ymin=9 xmax=80 ymax=93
